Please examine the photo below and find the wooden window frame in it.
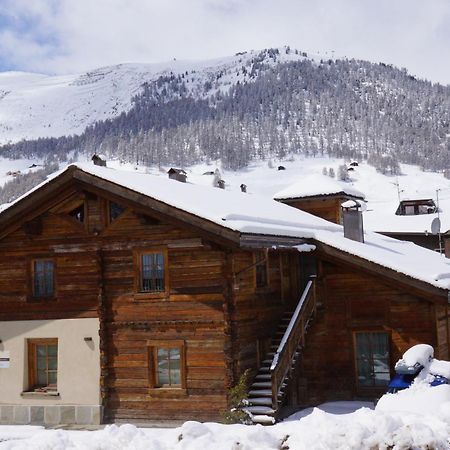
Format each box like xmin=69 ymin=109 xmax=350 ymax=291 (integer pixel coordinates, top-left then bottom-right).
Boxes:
xmin=29 ymin=258 xmax=56 ymax=301
xmin=106 ymin=199 xmax=127 ymax=226
xmin=352 ymin=330 xmax=392 ymax=393
xmin=147 ymin=340 xmax=186 ymax=392
xmin=27 ymin=338 xmax=58 ymax=393
xmin=134 ymin=248 xmax=169 ymax=300
xmin=254 ymin=250 xmax=269 ymax=289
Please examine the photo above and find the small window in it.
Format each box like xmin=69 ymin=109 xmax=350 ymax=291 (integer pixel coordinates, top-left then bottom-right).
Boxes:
xmin=33 ymin=260 xmax=54 ymax=298
xmin=354 ymin=332 xmax=390 ymax=388
xmin=28 ymin=339 xmax=58 ymax=392
xmin=109 ymin=201 xmax=126 ymax=223
xmin=138 ymin=251 xmax=166 ymax=293
xmin=148 ymin=341 xmax=185 ymax=389
xmin=255 ymin=251 xmax=268 ymax=288
xmin=68 ymin=204 xmax=85 ymax=223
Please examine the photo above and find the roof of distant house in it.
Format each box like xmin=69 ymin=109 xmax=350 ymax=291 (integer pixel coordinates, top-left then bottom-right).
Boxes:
xmin=273 ymin=174 xmax=365 ymax=201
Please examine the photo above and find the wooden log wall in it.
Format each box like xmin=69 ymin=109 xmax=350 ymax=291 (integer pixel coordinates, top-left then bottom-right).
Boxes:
xmin=278 ymin=197 xmax=348 ymax=224
xmin=295 ymin=258 xmax=441 ymax=405
xmin=0 ymin=187 xmax=231 ymax=421
xmin=230 ymin=250 xmax=299 ymax=379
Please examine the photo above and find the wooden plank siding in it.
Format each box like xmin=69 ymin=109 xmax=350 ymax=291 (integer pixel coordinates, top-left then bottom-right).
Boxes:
xmin=276 ymin=196 xmax=352 ymax=224
xmin=294 ymin=258 xmax=443 ymax=405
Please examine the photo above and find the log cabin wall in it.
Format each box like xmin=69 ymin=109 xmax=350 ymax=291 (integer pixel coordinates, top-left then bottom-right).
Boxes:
xmin=277 ymin=196 xmax=351 ymax=224
xmin=296 ymin=257 xmax=441 ymax=405
xmin=0 ymin=186 xmax=232 ymax=422
xmin=231 ymin=250 xmax=301 ymax=380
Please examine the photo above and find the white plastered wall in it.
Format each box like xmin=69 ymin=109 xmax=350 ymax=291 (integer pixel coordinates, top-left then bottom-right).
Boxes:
xmin=0 ymin=318 xmax=100 ymax=406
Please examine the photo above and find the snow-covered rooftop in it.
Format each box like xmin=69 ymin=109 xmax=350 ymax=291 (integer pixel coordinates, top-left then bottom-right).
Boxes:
xmin=273 ymin=174 xmax=365 ymax=200
xmin=3 ymin=162 xmax=450 ymax=292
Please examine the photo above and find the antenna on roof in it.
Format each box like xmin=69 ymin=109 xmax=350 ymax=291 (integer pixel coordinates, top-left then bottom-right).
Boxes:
xmin=391 ymin=178 xmax=404 ymax=202
xmin=436 ymin=189 xmax=443 ymax=255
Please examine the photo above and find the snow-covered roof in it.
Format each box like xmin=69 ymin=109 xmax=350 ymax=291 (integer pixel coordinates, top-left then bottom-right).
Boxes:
xmin=273 ymin=175 xmax=365 ymax=201
xmin=2 ymin=163 xmax=450 ymax=292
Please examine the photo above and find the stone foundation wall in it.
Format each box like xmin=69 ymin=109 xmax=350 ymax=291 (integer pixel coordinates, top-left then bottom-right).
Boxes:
xmin=0 ymin=404 xmax=103 ymax=426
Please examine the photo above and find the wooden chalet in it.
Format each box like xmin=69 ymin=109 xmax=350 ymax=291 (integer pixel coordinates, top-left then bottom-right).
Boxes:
xmin=0 ymin=163 xmax=449 ymax=426
xmin=273 ymin=177 xmax=365 ymax=224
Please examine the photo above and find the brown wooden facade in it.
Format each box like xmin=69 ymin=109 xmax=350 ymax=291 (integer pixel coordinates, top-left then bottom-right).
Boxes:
xmin=0 ymin=166 xmax=449 ymax=423
xmin=275 ymin=194 xmax=364 ymax=224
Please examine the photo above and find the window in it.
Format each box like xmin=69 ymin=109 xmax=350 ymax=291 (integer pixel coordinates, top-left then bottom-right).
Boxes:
xmin=28 ymin=339 xmax=58 ymax=392
xmin=255 ymin=251 xmax=268 ymax=288
xmin=32 ymin=259 xmax=55 ymax=298
xmin=68 ymin=204 xmax=85 ymax=223
xmin=148 ymin=341 xmax=186 ymax=389
xmin=354 ymin=332 xmax=390 ymax=388
xmin=108 ymin=201 xmax=126 ymax=223
xmin=136 ymin=249 xmax=167 ymax=295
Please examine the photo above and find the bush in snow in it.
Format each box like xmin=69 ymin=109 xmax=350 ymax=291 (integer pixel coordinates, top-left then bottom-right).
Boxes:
xmin=328 ymin=167 xmax=335 ymax=178
xmin=223 ymin=369 xmax=252 ymax=424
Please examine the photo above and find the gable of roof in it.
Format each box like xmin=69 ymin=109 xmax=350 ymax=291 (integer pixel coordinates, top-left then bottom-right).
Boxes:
xmin=1 ymin=163 xmax=450 ymax=297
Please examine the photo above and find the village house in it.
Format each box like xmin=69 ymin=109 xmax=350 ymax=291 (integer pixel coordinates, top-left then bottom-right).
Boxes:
xmin=0 ymin=163 xmax=449 ymax=426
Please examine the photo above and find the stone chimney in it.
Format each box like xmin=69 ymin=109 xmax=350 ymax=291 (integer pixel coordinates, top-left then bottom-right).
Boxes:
xmin=341 ymin=200 xmax=364 ymax=243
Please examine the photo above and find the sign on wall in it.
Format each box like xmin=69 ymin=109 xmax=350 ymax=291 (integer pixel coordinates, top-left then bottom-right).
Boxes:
xmin=0 ymin=351 xmax=10 ymax=368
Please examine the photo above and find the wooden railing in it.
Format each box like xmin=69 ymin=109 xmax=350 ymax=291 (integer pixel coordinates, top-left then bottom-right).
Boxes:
xmin=270 ymin=276 xmax=316 ymax=411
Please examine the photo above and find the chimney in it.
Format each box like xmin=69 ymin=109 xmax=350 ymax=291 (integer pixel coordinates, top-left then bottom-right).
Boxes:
xmin=240 ymin=183 xmax=247 ymax=193
xmin=217 ymin=179 xmax=225 ymax=189
xmin=341 ymin=200 xmax=364 ymax=243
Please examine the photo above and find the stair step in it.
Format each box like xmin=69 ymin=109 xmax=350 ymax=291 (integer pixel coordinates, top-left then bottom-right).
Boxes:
xmin=255 ymin=374 xmax=271 ymax=380
xmin=246 ymin=397 xmax=273 ymax=406
xmin=251 ymin=415 xmax=276 ymax=425
xmin=249 ymin=389 xmax=272 ymax=396
xmin=262 ymin=359 xmax=272 ymax=365
xmin=244 ymin=406 xmax=276 ymax=415
xmin=251 ymin=382 xmax=272 ymax=388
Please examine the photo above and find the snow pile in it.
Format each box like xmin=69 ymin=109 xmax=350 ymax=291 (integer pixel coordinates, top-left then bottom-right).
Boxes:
xmin=273 ymin=174 xmax=365 ymax=200
xmin=377 ymin=344 xmax=450 ymax=417
xmin=400 ymin=343 xmax=434 ymax=367
xmin=1 ymin=403 xmax=450 ymax=449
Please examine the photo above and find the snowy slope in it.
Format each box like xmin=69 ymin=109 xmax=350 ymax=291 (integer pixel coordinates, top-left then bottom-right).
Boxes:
xmin=0 ymin=49 xmax=307 ymax=145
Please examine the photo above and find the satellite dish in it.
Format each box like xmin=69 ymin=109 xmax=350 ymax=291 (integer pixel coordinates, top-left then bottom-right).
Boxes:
xmin=431 ymin=217 xmax=441 ymax=235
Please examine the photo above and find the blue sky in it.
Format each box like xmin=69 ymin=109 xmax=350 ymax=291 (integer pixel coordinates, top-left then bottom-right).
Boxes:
xmin=0 ymin=0 xmax=449 ymax=84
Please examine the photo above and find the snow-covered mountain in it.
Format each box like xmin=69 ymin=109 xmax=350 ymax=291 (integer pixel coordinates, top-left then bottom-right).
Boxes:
xmin=0 ymin=49 xmax=307 ymax=144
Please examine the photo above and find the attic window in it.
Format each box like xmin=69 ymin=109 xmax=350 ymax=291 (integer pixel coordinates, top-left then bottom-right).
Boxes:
xmin=109 ymin=201 xmax=126 ymax=222
xmin=395 ymin=199 xmax=436 ymax=216
xmin=68 ymin=204 xmax=85 ymax=223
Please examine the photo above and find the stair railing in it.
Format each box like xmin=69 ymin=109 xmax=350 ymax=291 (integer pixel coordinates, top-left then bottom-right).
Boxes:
xmin=270 ymin=276 xmax=316 ymax=411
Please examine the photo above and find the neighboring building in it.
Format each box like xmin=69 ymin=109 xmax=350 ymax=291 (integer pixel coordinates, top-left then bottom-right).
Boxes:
xmin=364 ymin=196 xmax=447 ymax=254
xmin=0 ymin=164 xmax=449 ymax=426
xmin=273 ymin=175 xmax=365 ymax=224
xmin=167 ymin=168 xmax=187 ymax=183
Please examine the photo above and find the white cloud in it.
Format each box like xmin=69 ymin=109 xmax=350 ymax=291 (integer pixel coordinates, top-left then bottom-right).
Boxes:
xmin=0 ymin=0 xmax=448 ymax=84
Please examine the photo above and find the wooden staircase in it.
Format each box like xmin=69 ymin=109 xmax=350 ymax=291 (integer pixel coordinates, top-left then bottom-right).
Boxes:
xmin=245 ymin=277 xmax=316 ymax=425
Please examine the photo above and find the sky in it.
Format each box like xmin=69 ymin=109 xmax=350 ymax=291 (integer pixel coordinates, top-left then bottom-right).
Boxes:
xmin=0 ymin=0 xmax=449 ymax=85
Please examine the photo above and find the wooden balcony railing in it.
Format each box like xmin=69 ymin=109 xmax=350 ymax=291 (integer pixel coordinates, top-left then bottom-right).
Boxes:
xmin=270 ymin=276 xmax=316 ymax=411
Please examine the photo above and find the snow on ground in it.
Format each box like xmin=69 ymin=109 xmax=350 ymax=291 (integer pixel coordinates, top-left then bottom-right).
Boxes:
xmin=1 ymin=401 xmax=449 ymax=449
xmin=0 ymin=157 xmax=44 ymax=187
